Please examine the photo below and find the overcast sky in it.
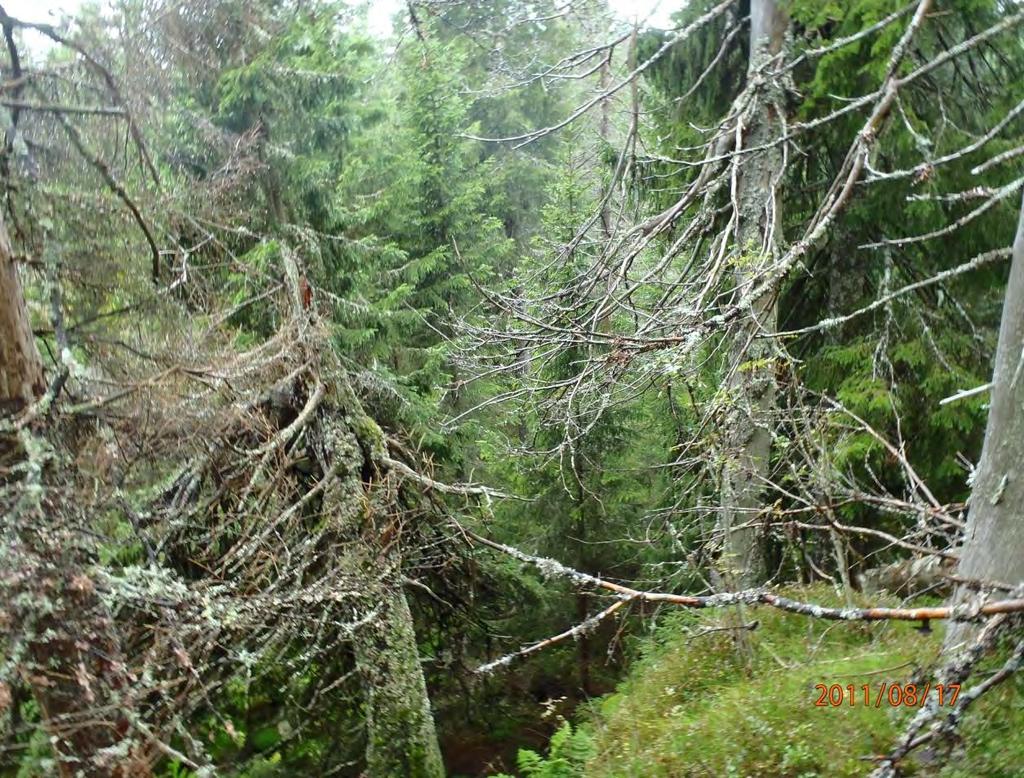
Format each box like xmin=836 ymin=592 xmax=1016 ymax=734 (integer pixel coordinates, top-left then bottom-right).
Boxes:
xmin=4 ymin=0 xmax=79 ymax=24
xmin=365 ymin=0 xmax=676 ymax=35
xmin=3 ymin=0 xmax=678 ymax=36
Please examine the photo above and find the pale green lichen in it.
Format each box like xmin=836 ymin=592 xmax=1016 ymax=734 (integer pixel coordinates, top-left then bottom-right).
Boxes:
xmin=352 ymin=583 xmax=444 ymax=778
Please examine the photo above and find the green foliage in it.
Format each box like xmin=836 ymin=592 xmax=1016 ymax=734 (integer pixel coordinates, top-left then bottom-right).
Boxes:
xmin=492 ymin=721 xmax=595 ymax=778
xmin=326 ymin=31 xmax=529 ymax=459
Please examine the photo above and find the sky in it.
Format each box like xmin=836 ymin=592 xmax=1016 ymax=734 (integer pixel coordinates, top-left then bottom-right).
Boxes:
xmin=4 ymin=0 xmax=79 ymax=24
xmin=365 ymin=0 xmax=677 ymax=36
xmin=3 ymin=0 xmax=678 ymax=38
xmin=3 ymin=0 xmax=80 ymax=53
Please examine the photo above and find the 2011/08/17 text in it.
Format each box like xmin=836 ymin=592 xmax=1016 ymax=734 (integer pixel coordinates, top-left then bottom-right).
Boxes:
xmin=814 ymin=683 xmax=960 ymax=708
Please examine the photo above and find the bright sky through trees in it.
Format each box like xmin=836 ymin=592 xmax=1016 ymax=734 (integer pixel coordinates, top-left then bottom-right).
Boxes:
xmin=4 ymin=0 xmax=677 ymax=36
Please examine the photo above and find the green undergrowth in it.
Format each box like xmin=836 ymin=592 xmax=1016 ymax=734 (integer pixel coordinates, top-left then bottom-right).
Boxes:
xmin=498 ymin=585 xmax=1023 ymax=777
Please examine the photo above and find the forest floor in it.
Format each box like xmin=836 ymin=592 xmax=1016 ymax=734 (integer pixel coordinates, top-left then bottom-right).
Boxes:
xmin=505 ymin=585 xmax=1024 ymax=777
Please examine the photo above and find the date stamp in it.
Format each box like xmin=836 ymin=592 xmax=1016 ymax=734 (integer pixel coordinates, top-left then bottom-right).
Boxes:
xmin=814 ymin=683 xmax=960 ymax=708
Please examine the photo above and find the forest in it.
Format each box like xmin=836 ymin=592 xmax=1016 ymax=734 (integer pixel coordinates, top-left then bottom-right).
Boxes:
xmin=1 ymin=0 xmax=1023 ymax=775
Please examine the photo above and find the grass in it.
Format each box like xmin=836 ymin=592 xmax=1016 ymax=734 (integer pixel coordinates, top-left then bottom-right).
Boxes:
xmin=519 ymin=585 xmax=1023 ymax=777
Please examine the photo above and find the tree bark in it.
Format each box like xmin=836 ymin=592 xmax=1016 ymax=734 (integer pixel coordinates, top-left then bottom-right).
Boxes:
xmin=317 ymin=405 xmax=444 ymax=778
xmin=716 ymin=0 xmax=788 ymax=590
xmin=944 ymin=191 xmax=1024 ymax=650
xmin=351 ymin=577 xmax=445 ymax=778
xmin=0 ymin=214 xmax=44 ymax=416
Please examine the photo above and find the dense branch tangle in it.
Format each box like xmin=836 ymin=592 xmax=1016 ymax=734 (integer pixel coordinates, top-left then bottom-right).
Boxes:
xmin=0 ymin=14 xmax=459 ymax=772
xmin=468 ymin=526 xmax=1024 ymax=674
xmin=3 ymin=240 xmax=458 ymax=773
xmin=447 ymin=0 xmax=1024 ymax=761
xmin=456 ymin=4 xmax=1023 ymax=562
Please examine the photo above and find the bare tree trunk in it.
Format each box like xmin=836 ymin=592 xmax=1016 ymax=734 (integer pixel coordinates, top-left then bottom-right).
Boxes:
xmin=0 ymin=213 xmax=149 ymax=776
xmin=945 ymin=191 xmax=1024 ymax=650
xmin=0 ymin=215 xmax=44 ymax=416
xmin=716 ymin=0 xmax=788 ymax=589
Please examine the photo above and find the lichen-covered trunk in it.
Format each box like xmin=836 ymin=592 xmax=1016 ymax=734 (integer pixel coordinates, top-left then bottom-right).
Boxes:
xmin=944 ymin=191 xmax=1024 ymax=650
xmin=0 ymin=213 xmax=147 ymax=776
xmin=318 ymin=406 xmax=443 ymax=778
xmin=716 ymin=0 xmax=788 ymax=590
xmin=352 ymin=574 xmax=445 ymax=778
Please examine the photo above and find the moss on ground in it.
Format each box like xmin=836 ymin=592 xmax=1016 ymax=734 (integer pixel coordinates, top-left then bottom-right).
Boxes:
xmin=507 ymin=585 xmax=1023 ymax=777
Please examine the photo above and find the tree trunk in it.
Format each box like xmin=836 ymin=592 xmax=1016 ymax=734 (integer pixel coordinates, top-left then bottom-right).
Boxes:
xmin=716 ymin=0 xmax=788 ymax=590
xmin=317 ymin=406 xmax=444 ymax=778
xmin=1 ymin=213 xmax=149 ymax=776
xmin=0 ymin=214 xmax=44 ymax=416
xmin=944 ymin=191 xmax=1024 ymax=650
xmin=351 ymin=577 xmax=445 ymax=778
